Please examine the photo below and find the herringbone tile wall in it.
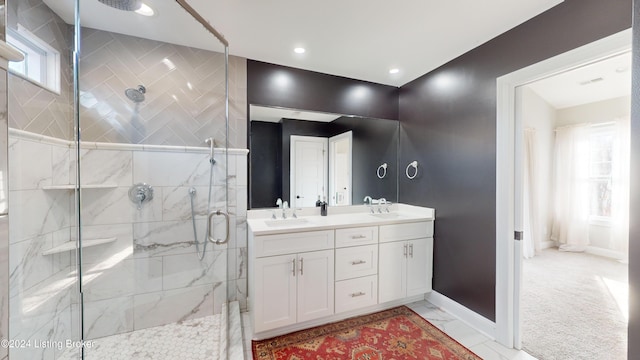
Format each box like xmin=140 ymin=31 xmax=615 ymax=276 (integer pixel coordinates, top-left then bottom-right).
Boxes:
xmin=79 ymin=28 xmax=247 ymax=148
xmin=8 ymin=0 xmax=247 ymax=149
xmin=7 ymin=0 xmax=74 ymax=140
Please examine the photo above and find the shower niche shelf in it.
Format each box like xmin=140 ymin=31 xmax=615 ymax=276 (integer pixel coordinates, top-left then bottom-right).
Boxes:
xmin=42 ymin=237 xmax=117 ymax=256
xmin=42 ymin=184 xmax=118 ymax=190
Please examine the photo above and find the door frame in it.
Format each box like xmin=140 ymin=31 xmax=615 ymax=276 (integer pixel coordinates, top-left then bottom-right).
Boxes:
xmin=290 ymin=135 xmax=328 ymax=208
xmin=495 ymin=29 xmax=631 ymax=347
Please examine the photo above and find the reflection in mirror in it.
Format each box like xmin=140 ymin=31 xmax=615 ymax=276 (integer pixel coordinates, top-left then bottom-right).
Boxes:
xmin=249 ymin=105 xmax=399 ymax=209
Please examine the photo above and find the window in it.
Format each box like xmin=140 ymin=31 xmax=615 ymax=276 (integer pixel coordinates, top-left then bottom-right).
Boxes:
xmin=588 ymin=124 xmax=614 ymax=220
xmin=7 ymin=25 xmax=60 ymax=93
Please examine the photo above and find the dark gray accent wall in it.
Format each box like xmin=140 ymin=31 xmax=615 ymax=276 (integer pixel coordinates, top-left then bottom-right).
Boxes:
xmin=628 ymin=0 xmax=639 ymax=356
xmin=247 ymin=60 xmax=399 ymax=120
xmin=398 ymin=0 xmax=632 ymax=322
xmin=250 ymin=121 xmax=282 ymax=208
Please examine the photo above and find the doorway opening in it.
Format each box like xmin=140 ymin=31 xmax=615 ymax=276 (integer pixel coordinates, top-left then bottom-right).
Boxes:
xmin=516 ymin=52 xmax=630 ymax=359
xmin=495 ymin=28 xmax=632 ymax=351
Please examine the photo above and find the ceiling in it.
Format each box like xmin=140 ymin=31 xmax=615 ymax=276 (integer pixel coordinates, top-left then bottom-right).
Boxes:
xmin=45 ymin=0 xmax=564 ymax=87
xmin=526 ymin=51 xmax=632 ymax=109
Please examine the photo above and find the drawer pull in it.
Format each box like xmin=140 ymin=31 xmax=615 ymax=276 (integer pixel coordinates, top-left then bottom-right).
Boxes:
xmin=351 ymin=260 xmax=367 ymax=265
xmin=292 ymin=258 xmax=296 ymax=276
xmin=300 ymin=257 xmax=304 ymax=275
xmin=409 ymin=243 xmax=414 ymax=258
xmin=403 ymin=244 xmax=408 ymax=257
xmin=349 ymin=291 xmax=366 ymax=297
xmin=351 ymin=235 xmax=367 ymax=239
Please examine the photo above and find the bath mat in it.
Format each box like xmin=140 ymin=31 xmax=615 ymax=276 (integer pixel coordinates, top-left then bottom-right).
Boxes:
xmin=252 ymin=305 xmax=481 ymax=359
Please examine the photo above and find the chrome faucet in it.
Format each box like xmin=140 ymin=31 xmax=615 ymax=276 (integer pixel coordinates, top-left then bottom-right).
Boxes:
xmin=364 ymin=196 xmax=374 ymax=214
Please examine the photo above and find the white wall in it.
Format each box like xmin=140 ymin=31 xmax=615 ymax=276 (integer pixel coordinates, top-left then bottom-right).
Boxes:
xmin=520 ymin=87 xmax=556 ymax=248
xmin=556 ymin=95 xmax=631 ymax=126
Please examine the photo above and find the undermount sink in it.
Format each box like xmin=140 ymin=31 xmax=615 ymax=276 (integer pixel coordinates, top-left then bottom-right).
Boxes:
xmin=369 ymin=212 xmax=402 ymax=219
xmin=264 ymin=218 xmax=310 ymax=227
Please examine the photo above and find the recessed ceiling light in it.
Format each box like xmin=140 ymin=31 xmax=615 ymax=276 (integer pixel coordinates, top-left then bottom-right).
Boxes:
xmin=135 ymin=3 xmax=155 ymax=16
xmin=294 ymin=47 xmax=306 ymax=54
xmin=389 ymin=68 xmax=400 ymax=74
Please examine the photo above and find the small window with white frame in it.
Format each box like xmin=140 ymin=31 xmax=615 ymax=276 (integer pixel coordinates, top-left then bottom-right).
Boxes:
xmin=7 ymin=24 xmax=61 ymax=93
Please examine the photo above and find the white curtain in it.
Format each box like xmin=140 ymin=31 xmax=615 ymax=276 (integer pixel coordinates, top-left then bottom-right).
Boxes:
xmin=610 ymin=117 xmax=630 ymax=259
xmin=523 ymin=128 xmax=539 ymax=259
xmin=550 ymin=124 xmax=590 ymax=252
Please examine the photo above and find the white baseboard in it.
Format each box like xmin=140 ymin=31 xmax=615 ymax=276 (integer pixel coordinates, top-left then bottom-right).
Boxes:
xmin=425 ymin=291 xmax=496 ymax=340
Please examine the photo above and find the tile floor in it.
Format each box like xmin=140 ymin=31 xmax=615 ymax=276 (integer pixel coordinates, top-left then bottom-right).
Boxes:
xmin=241 ymin=300 xmax=538 ymax=360
xmin=58 ymin=314 xmax=222 ymax=360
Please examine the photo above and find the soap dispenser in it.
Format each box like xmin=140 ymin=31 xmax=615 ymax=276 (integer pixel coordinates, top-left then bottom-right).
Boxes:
xmin=320 ymin=196 xmax=328 ymax=216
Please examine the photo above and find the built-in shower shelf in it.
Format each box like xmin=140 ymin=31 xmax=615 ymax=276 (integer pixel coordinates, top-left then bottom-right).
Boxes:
xmin=42 ymin=184 xmax=118 ymax=190
xmin=42 ymin=237 xmax=117 ymax=256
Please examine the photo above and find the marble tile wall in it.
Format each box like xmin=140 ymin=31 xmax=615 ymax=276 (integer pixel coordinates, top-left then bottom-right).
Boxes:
xmin=79 ymin=28 xmax=247 ymax=149
xmin=7 ymin=0 xmax=74 ymax=140
xmin=8 ymin=134 xmax=75 ymax=360
xmin=8 ymin=130 xmax=248 ymax=344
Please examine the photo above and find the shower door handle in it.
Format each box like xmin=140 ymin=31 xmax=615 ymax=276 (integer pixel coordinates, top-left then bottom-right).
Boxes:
xmin=207 ymin=210 xmax=230 ymax=245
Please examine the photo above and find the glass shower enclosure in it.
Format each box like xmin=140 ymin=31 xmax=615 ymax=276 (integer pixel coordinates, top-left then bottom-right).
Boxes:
xmin=6 ymin=0 xmax=245 ymax=359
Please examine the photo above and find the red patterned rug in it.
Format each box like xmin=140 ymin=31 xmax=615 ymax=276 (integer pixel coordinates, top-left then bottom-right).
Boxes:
xmin=252 ymin=306 xmax=482 ymax=359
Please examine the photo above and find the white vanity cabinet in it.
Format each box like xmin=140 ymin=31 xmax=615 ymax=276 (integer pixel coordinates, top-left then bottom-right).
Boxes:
xmin=378 ymin=221 xmax=434 ymax=303
xmin=251 ymin=230 xmax=335 ymax=333
xmin=248 ymin=205 xmax=435 ymax=339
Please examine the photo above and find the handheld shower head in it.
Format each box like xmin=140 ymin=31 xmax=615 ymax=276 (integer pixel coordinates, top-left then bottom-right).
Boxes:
xmin=205 ymin=138 xmax=216 ymax=165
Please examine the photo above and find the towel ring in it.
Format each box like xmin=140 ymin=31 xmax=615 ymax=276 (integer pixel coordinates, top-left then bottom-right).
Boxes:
xmin=405 ymin=161 xmax=418 ymax=180
xmin=377 ymin=163 xmax=388 ymax=179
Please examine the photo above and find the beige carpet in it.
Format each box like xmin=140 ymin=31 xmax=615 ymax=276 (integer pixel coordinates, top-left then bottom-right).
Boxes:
xmin=522 ymin=248 xmax=627 ymax=360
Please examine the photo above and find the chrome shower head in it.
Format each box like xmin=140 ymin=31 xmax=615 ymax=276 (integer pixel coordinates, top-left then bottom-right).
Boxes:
xmin=98 ymin=0 xmax=142 ymax=11
xmin=125 ymin=85 xmax=146 ymax=103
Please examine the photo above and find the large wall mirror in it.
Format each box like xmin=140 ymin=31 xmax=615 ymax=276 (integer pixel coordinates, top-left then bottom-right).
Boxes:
xmin=249 ymin=105 xmax=399 ymax=209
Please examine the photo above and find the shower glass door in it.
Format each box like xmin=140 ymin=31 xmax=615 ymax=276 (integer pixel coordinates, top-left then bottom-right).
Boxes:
xmin=74 ymin=1 xmax=240 ymax=358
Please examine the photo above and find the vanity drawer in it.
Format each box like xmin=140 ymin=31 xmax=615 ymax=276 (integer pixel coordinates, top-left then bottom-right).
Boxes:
xmin=379 ymin=221 xmax=433 ymax=243
xmin=335 ymin=226 xmax=378 ymax=247
xmin=335 ymin=245 xmax=378 ymax=281
xmin=335 ymin=275 xmax=377 ymax=313
xmin=253 ymin=230 xmax=334 ymax=258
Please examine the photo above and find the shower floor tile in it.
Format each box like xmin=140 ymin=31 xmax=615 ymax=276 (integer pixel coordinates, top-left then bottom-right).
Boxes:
xmin=59 ymin=314 xmax=222 ymax=360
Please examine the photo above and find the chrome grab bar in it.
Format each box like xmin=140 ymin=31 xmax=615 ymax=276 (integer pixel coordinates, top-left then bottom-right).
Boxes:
xmin=207 ymin=210 xmax=230 ymax=245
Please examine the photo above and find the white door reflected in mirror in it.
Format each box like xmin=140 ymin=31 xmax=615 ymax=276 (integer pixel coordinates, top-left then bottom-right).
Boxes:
xmin=291 ymin=135 xmax=328 ymax=208
xmin=329 ymin=131 xmax=352 ymax=206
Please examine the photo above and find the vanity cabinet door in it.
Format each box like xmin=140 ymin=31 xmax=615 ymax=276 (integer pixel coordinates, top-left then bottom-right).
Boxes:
xmin=297 ymin=249 xmax=335 ymax=322
xmin=406 ymin=237 xmax=433 ymax=297
xmin=378 ymin=241 xmax=407 ymax=303
xmin=253 ymin=255 xmax=297 ymax=332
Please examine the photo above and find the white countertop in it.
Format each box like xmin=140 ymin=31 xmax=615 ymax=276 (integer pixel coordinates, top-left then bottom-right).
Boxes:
xmin=247 ymin=203 xmax=434 ymax=235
